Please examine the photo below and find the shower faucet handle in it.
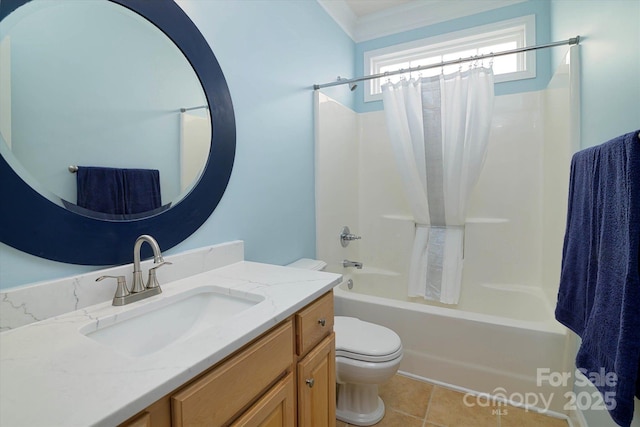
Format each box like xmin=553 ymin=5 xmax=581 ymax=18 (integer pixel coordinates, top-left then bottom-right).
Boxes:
xmin=340 ymin=226 xmax=361 ymax=247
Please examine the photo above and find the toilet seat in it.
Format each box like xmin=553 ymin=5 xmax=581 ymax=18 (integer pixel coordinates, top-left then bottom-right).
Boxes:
xmin=334 ymin=316 xmax=402 ymax=363
xmin=336 ymin=347 xmax=403 ymax=363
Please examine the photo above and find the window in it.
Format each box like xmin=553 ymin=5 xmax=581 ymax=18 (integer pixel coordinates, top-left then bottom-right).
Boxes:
xmin=364 ymin=15 xmax=536 ymax=102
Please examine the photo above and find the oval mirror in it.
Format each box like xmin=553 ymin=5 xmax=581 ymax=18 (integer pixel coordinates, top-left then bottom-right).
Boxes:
xmin=0 ymin=0 xmax=236 ymax=265
xmin=1 ymin=0 xmax=211 ymax=216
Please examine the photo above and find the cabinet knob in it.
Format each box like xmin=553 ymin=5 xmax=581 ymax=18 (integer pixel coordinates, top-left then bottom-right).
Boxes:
xmin=318 ymin=318 xmax=326 ymax=327
xmin=306 ymin=378 xmax=315 ymax=388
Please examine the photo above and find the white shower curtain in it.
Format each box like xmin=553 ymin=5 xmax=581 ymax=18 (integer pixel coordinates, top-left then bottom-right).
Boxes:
xmin=382 ymin=67 xmax=494 ymax=304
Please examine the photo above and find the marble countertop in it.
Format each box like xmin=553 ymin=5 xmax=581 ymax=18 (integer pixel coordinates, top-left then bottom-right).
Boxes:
xmin=0 ymin=260 xmax=341 ymax=427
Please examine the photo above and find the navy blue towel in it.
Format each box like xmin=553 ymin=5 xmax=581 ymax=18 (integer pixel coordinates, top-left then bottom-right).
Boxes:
xmin=76 ymin=166 xmax=161 ymax=215
xmin=122 ymin=168 xmax=162 ymax=214
xmin=555 ymin=130 xmax=640 ymax=427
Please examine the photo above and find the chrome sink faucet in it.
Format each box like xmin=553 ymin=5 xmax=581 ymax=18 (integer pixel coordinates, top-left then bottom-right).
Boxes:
xmin=96 ymin=235 xmax=171 ymax=306
xmin=131 ymin=234 xmax=170 ymax=293
xmin=343 ymin=259 xmax=363 ymax=269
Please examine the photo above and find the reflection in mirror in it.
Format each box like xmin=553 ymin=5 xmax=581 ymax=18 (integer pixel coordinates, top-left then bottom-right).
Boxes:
xmin=0 ymin=0 xmax=211 ymax=219
xmin=0 ymin=0 xmax=235 ymax=265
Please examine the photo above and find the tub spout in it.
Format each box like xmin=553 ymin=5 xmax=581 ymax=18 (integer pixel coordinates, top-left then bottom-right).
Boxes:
xmin=343 ymin=259 xmax=363 ymax=269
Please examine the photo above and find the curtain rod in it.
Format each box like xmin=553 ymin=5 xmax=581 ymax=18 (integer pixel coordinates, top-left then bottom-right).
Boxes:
xmin=313 ymin=36 xmax=580 ymax=90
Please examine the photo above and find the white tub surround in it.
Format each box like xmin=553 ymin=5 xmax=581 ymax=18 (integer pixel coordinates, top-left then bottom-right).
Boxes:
xmin=315 ymin=48 xmax=579 ymax=422
xmin=0 ymin=242 xmax=342 ymax=427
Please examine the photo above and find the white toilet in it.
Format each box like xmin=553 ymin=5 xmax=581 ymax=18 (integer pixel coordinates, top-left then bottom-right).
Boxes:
xmin=334 ymin=316 xmax=403 ymax=426
xmin=287 ymin=259 xmax=404 ymax=426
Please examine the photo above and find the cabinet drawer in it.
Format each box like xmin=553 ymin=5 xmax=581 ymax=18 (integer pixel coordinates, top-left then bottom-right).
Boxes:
xmin=295 ymin=291 xmax=333 ymax=357
xmin=171 ymin=320 xmax=294 ymax=426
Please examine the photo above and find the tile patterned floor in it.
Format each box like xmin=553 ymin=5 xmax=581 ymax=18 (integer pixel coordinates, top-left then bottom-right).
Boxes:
xmin=336 ymin=374 xmax=569 ymax=427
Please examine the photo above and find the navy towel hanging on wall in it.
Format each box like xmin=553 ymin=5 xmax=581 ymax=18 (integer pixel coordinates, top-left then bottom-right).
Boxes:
xmin=555 ymin=130 xmax=640 ymax=427
xmin=76 ymin=166 xmax=161 ymax=215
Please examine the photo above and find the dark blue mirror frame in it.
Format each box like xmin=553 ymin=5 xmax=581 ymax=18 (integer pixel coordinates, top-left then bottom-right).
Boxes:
xmin=0 ymin=0 xmax=235 ymax=265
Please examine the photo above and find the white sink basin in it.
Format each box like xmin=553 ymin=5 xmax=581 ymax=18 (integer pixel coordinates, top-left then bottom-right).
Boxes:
xmin=79 ymin=287 xmax=263 ymax=357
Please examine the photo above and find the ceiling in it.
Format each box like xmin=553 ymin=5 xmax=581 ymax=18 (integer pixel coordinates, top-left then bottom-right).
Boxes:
xmin=318 ymin=0 xmax=527 ymax=42
xmin=344 ymin=0 xmax=413 ymax=17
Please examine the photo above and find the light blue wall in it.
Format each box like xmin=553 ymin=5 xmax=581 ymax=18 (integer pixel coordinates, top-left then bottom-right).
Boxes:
xmin=550 ymin=1 xmax=640 ymax=426
xmin=170 ymin=0 xmax=354 ymax=259
xmin=0 ymin=0 xmax=355 ymax=289
xmin=354 ymin=0 xmax=552 ymax=113
xmin=551 ymin=0 xmax=639 ymax=150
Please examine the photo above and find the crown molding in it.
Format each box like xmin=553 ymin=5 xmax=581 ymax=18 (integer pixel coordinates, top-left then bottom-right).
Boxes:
xmin=317 ymin=0 xmax=528 ymax=43
xmin=316 ymin=0 xmax=358 ymax=41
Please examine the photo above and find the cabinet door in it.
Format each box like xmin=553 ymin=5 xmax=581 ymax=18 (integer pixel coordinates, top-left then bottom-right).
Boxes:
xmin=297 ymin=333 xmax=336 ymax=427
xmin=120 ymin=411 xmax=151 ymax=427
xmin=119 ymin=397 xmax=171 ymax=427
xmin=231 ymin=373 xmax=295 ymax=427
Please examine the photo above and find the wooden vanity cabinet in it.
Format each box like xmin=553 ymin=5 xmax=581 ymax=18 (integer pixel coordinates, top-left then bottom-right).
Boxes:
xmin=294 ymin=291 xmax=336 ymax=427
xmin=119 ymin=291 xmax=335 ymax=427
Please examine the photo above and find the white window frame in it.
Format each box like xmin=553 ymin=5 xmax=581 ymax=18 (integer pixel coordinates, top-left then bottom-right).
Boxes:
xmin=363 ymin=15 xmax=536 ymax=102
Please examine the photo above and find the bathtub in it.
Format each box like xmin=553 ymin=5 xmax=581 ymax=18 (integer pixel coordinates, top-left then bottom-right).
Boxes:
xmin=333 ymin=268 xmax=573 ymax=413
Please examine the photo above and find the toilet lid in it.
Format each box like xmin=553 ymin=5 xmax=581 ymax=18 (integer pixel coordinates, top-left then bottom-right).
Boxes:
xmin=334 ymin=316 xmax=403 ymax=363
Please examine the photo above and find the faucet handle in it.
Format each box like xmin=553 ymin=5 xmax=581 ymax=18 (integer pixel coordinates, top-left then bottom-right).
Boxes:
xmin=96 ymin=275 xmax=130 ymax=299
xmin=340 ymin=226 xmax=361 ymax=247
xmin=146 ymin=261 xmax=172 ymax=289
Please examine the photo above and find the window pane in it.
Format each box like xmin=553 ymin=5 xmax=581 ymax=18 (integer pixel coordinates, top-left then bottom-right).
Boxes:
xmin=379 ymin=62 xmax=411 ymax=83
xmin=410 ymin=56 xmax=441 ymax=78
xmin=478 ymin=41 xmax=519 ymax=74
xmin=442 ymin=48 xmax=478 ymax=62
xmin=365 ymin=16 xmax=535 ymax=100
